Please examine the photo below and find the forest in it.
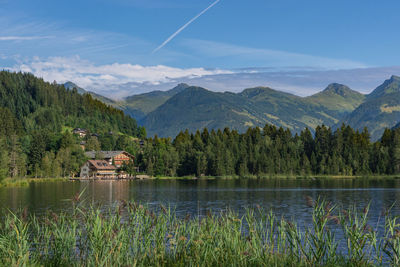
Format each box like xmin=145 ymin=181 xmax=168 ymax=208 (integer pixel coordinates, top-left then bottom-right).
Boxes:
xmin=137 ymin=124 xmax=400 ymax=177
xmin=0 ymin=71 xmax=144 ymax=179
xmin=0 ymin=71 xmax=399 ymax=179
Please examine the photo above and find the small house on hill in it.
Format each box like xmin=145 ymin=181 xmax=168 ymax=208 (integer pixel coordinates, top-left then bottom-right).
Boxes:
xmin=84 ymin=151 xmax=135 ymax=168
xmin=73 ymin=128 xmax=87 ymax=138
xmin=80 ymin=160 xmax=116 ymax=178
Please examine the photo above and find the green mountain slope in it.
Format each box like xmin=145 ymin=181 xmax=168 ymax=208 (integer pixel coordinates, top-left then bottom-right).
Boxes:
xmin=306 ymin=83 xmax=365 ymax=113
xmin=120 ymin=83 xmax=190 ymax=120
xmin=339 ymin=75 xmax=400 ymax=140
xmin=142 ymin=84 xmax=361 ymax=137
xmin=0 ymin=72 xmax=141 ymax=136
xmin=142 ymin=87 xmax=250 ymax=137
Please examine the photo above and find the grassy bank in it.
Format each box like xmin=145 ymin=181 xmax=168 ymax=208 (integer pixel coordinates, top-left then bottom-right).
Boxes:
xmin=1 ymin=198 xmax=400 ymax=266
xmin=0 ymin=177 xmax=69 ymax=188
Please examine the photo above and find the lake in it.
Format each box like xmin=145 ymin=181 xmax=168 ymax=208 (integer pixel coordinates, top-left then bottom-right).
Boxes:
xmin=2 ymin=178 xmax=400 ymax=228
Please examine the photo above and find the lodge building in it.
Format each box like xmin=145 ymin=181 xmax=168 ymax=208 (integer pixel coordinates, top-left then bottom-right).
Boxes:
xmin=79 ymin=151 xmax=135 ymax=179
xmin=84 ymin=151 xmax=135 ymax=167
xmin=80 ymin=160 xmax=117 ymax=178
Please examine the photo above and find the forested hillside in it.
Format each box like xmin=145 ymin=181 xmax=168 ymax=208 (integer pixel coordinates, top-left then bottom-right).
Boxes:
xmin=0 ymin=71 xmax=144 ymax=179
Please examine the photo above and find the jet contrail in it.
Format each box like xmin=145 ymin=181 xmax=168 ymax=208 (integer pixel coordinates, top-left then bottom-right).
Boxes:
xmin=152 ymin=0 xmax=220 ymax=53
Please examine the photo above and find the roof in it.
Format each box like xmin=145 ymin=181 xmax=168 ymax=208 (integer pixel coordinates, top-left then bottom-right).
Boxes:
xmin=85 ymin=151 xmax=134 ymax=159
xmin=87 ymin=160 xmax=116 ymax=170
xmin=73 ymin=128 xmax=87 ymax=132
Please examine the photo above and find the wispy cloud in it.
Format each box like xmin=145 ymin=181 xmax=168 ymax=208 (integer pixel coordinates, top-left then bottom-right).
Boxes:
xmin=179 ymin=39 xmax=368 ymax=70
xmin=0 ymin=36 xmax=53 ymax=41
xmin=106 ymin=0 xmax=199 ymax=9
xmin=153 ymin=0 xmax=220 ymax=53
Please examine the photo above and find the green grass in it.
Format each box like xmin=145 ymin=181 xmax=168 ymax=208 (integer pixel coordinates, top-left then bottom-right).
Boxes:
xmin=0 ymin=177 xmax=69 ymax=188
xmin=1 ymin=197 xmax=400 ymax=266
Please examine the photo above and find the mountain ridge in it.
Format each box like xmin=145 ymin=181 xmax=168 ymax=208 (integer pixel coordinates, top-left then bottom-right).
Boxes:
xmin=63 ymin=76 xmax=400 ymax=141
xmin=141 ymin=84 xmax=358 ymax=137
xmin=339 ymin=76 xmax=400 ymax=140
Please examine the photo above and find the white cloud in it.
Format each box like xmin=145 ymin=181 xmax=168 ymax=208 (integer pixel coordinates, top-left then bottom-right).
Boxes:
xmin=6 ymin=55 xmax=400 ymax=99
xmin=8 ymin=56 xmax=232 ymax=97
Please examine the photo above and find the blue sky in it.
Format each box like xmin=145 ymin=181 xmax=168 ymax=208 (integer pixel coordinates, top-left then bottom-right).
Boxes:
xmin=1 ymin=0 xmax=400 ymax=97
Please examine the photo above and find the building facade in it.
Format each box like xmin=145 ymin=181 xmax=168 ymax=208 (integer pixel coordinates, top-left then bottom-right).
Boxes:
xmin=80 ymin=160 xmax=117 ymax=178
xmin=84 ymin=151 xmax=135 ymax=168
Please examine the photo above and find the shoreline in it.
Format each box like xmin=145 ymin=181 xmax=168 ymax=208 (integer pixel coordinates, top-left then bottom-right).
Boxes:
xmin=1 ymin=175 xmax=399 ymax=188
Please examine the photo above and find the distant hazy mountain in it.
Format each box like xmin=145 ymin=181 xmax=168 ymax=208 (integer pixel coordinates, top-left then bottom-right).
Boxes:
xmin=339 ymin=75 xmax=400 ymax=140
xmin=141 ymin=84 xmax=364 ymax=137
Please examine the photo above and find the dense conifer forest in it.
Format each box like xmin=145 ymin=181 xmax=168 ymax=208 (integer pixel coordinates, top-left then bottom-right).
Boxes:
xmin=0 ymin=71 xmax=144 ymax=179
xmin=137 ymin=125 xmax=400 ymax=177
xmin=0 ymin=71 xmax=399 ymax=179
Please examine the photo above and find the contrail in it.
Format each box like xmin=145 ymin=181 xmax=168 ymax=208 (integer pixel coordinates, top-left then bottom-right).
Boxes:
xmin=152 ymin=0 xmax=220 ymax=53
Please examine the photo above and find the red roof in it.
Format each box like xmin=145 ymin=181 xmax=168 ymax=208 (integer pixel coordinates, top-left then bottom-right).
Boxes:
xmin=88 ymin=160 xmax=116 ymax=170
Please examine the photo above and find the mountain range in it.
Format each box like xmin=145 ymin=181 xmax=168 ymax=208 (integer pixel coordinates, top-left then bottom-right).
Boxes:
xmin=64 ymin=75 xmax=400 ymax=141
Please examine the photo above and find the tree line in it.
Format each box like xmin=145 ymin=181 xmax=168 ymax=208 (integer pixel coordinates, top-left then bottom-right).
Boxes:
xmin=136 ymin=124 xmax=400 ymax=177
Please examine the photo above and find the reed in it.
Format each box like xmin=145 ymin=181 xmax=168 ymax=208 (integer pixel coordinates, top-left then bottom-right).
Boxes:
xmin=1 ymin=197 xmax=400 ymax=266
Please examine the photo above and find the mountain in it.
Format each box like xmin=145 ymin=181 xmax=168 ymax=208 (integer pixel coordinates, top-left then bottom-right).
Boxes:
xmin=0 ymin=72 xmax=141 ymax=137
xmin=367 ymin=75 xmax=400 ymax=99
xmin=64 ymin=81 xmax=87 ymax=94
xmin=120 ymin=83 xmax=190 ymax=120
xmin=61 ymin=76 xmax=400 ymax=140
xmin=339 ymin=75 xmax=400 ymax=140
xmin=306 ymin=83 xmax=365 ymax=113
xmin=141 ymin=85 xmax=361 ymax=137
xmin=64 ymin=81 xmax=116 ymax=105
xmin=63 ymin=82 xmax=190 ymax=122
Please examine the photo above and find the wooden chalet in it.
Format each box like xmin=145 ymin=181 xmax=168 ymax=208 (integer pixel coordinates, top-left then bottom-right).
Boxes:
xmin=80 ymin=160 xmax=116 ymax=178
xmin=84 ymin=151 xmax=135 ymax=168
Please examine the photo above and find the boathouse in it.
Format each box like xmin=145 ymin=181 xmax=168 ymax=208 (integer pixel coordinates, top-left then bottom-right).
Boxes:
xmin=80 ymin=160 xmax=117 ymax=178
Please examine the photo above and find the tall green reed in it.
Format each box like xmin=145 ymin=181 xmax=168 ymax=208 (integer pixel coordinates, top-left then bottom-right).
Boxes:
xmin=0 ymin=195 xmax=397 ymax=266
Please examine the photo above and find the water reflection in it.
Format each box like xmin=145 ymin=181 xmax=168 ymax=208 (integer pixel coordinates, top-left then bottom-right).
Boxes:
xmin=1 ymin=178 xmax=400 ymax=225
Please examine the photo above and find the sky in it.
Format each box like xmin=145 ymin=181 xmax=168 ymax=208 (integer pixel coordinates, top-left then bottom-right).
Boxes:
xmin=1 ymin=0 xmax=400 ymax=98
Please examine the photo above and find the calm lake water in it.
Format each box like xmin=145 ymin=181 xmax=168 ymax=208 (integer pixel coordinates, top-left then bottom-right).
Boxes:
xmin=2 ymin=178 xmax=400 ymax=226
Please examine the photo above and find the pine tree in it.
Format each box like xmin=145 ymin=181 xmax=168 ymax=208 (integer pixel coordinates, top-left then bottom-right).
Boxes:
xmin=392 ymin=130 xmax=400 ymax=174
xmin=0 ymin=138 xmax=9 ymax=181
